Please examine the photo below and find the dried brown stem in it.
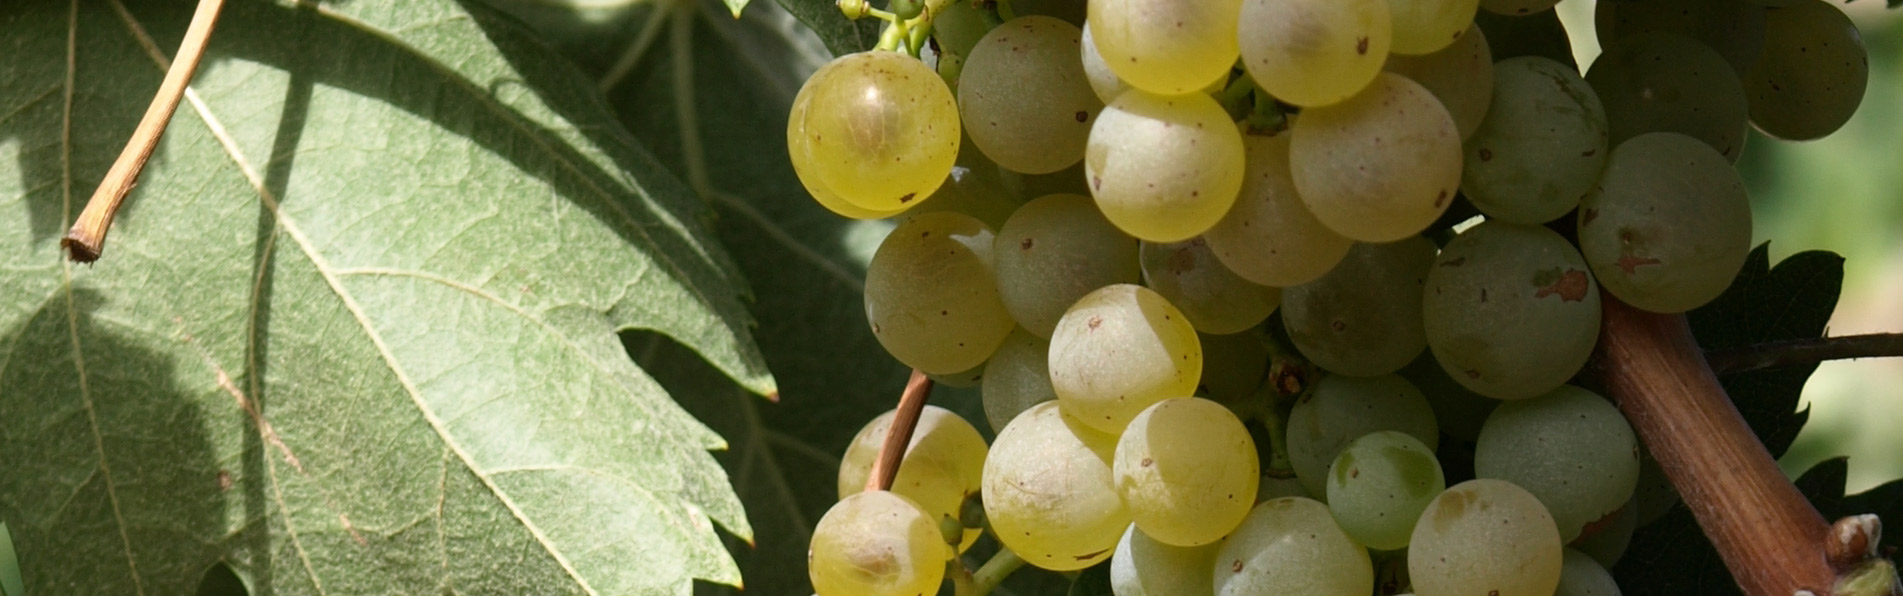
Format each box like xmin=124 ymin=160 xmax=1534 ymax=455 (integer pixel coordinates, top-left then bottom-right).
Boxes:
xmin=1597 ymin=295 xmax=1835 ymax=596
xmin=1707 ymin=333 xmax=1903 ymax=376
xmin=63 ymin=0 xmax=227 ymax=263
xmin=864 ymin=369 xmax=934 ymax=493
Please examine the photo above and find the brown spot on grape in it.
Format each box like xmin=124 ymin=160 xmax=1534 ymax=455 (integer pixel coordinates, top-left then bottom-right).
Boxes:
xmin=1582 ymin=148 xmax=1597 ymax=157
xmin=1479 ymin=148 xmax=1493 ymax=162
xmin=1088 ymin=316 xmax=1103 ymax=330
xmin=1582 ymin=208 xmax=1599 ymax=225
xmin=940 ymin=310 xmax=949 ymax=316
xmin=1075 ymin=111 xmax=1089 ymax=122
xmin=1465 ymin=369 xmax=1482 ymax=379
xmin=873 ymin=323 xmax=882 ymax=333
xmin=1435 ymin=190 xmax=1449 ymax=207
xmin=1357 ymin=37 xmax=1369 ymax=55
xmin=1617 ymin=254 xmax=1662 ymax=274
xmin=1533 ymin=269 xmax=1591 ymax=302
xmin=1020 ymin=238 xmax=1035 ymax=250
xmin=1440 ymin=257 xmax=1467 ymax=267
xmin=1232 ymin=560 xmax=1245 ymax=573
xmin=1331 ymin=320 xmax=1346 ymax=332
xmin=1351 ymin=468 xmax=1360 ymax=478
xmin=1141 ymin=458 xmax=1153 ymax=467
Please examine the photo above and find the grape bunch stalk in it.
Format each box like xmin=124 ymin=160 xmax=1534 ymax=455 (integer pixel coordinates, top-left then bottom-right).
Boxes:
xmin=787 ymin=1 xmax=1894 ymax=596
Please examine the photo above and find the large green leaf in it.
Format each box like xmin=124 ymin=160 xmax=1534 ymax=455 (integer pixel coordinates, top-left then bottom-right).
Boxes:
xmin=0 ymin=0 xmax=775 ymax=593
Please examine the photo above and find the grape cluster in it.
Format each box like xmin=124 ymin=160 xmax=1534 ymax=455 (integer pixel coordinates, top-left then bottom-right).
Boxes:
xmin=793 ymin=0 xmax=1868 ymax=595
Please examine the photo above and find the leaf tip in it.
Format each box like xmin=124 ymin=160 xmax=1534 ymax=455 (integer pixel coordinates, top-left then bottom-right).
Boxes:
xmin=722 ymin=0 xmax=748 ymax=19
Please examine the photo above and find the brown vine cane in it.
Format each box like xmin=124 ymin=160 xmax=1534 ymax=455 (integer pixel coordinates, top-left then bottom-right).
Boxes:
xmin=1598 ymin=295 xmax=1838 ymax=596
xmin=864 ymin=370 xmax=935 ymax=493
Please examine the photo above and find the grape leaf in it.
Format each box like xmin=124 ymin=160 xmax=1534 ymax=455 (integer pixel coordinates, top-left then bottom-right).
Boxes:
xmin=0 ymin=523 xmax=19 ymax=596
xmin=1614 ymin=248 xmax=1844 ymax=595
xmin=1686 ymin=245 xmax=1843 ymax=458
xmin=774 ymin=0 xmax=881 ymax=56
xmin=0 ymin=1 xmax=776 ymax=593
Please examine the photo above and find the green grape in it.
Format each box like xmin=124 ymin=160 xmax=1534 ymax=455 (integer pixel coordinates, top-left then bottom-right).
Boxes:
xmin=1214 ymin=497 xmax=1374 ymax=596
xmin=984 ymin=401 xmax=1130 ymax=571
xmin=1556 ymin=548 xmax=1623 ymax=596
xmin=1204 ymin=129 xmax=1354 ymax=288
xmin=1399 ymin=353 xmax=1499 ymax=443
xmin=1198 ymin=330 xmax=1269 ymax=404
xmin=1114 ymin=398 xmax=1260 ymax=546
xmin=992 ymin=193 xmax=1140 ymax=337
xmin=809 ymin=491 xmax=951 ymax=596
xmin=1388 ymin=0 xmax=1480 ymax=55
xmin=932 ymin=0 xmax=991 ymax=59
xmin=792 ymin=51 xmax=961 ymax=212
xmin=1287 ymin=374 xmax=1440 ymax=498
xmin=1463 ymin=57 xmax=1609 ymax=225
xmin=909 ymin=140 xmax=1024 ymax=230
xmin=1479 ymin=0 xmax=1557 ymax=16
xmin=1141 ymin=239 xmax=1282 ymax=335
xmin=1111 ymin=524 xmax=1219 ymax=596
xmin=1472 ymin=10 xmax=1574 ymax=68
xmin=865 ymin=212 xmax=1016 ymax=374
xmin=1408 ymin=479 xmax=1563 ymax=596
xmin=837 ymin=406 xmax=990 ymax=552
xmin=1573 ymin=497 xmax=1636 ymax=568
xmin=1290 ymin=73 xmax=1461 ymax=242
xmin=1423 ymin=221 xmax=1602 ymax=400
xmin=1586 ymin=33 xmax=1749 ymax=162
xmin=1475 ymin=386 xmax=1640 ymax=542
xmin=1079 ymin=23 xmax=1130 ymax=105
xmin=1744 ymin=0 xmax=1869 ymax=141
xmin=1325 ymin=430 xmax=1446 ymax=550
xmin=787 ymin=78 xmax=908 ymax=219
xmin=1578 ymin=133 xmax=1751 ymax=314
xmin=1387 ymin=25 xmax=1495 ymax=141
xmin=1238 ymin=0 xmax=1391 ymax=107
xmin=981 ymin=328 xmax=1056 ymax=433
xmin=1280 ymin=237 xmax=1435 ymax=377
xmin=1085 ymin=90 xmax=1246 ymax=242
xmin=960 ymin=16 xmax=1103 ymax=174
xmin=1050 ymin=284 xmax=1203 ymax=434
xmin=1086 ymin=0 xmax=1241 ymax=95
xmin=1593 ymin=0 xmax=1766 ymax=77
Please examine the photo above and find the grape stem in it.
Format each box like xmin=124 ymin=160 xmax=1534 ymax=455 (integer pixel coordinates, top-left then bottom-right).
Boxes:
xmin=966 ymin=548 xmax=1025 ymax=596
xmin=863 ymin=369 xmax=934 ymax=493
xmin=63 ymin=0 xmax=227 ymax=263
xmin=1705 ymin=333 xmax=1903 ymax=376
xmin=1596 ymin=295 xmax=1858 ymax=596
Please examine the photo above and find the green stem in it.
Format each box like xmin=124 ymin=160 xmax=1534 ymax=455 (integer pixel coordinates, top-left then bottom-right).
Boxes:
xmin=964 ymin=549 xmax=1026 ymax=596
xmin=1213 ymin=73 xmax=1256 ymax=122
xmin=1246 ymin=88 xmax=1290 ymax=135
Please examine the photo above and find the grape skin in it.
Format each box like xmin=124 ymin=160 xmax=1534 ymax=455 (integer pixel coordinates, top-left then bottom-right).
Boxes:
xmin=1280 ymin=237 xmax=1436 ymax=378
xmin=1387 ymin=0 xmax=1481 ymax=56
xmin=836 ymin=406 xmax=990 ymax=552
xmin=1463 ymin=57 xmax=1609 ymax=225
xmin=1586 ymin=33 xmax=1750 ymax=162
xmin=808 ymin=491 xmax=950 ymax=596
xmin=865 ymin=212 xmax=1017 ymax=374
xmin=1085 ymin=90 xmax=1246 ymax=243
xmin=1290 ymin=73 xmax=1462 ymax=243
xmin=790 ymin=51 xmax=961 ymax=213
xmin=1237 ymin=0 xmax=1392 ymax=107
xmin=1475 ymin=385 xmax=1641 ymax=543
xmin=1578 ymin=133 xmax=1752 ymax=314
xmin=1213 ymin=497 xmax=1373 ymax=596
xmin=1325 ymin=430 xmax=1446 ymax=550
xmin=1745 ymin=0 xmax=1870 ymax=141
xmin=1139 ymin=239 xmax=1281 ymax=335
xmin=1286 ymin=374 xmax=1440 ymax=499
xmin=1386 ymin=25 xmax=1495 ymax=141
xmin=1423 ymin=221 xmax=1602 ymax=400
xmin=983 ymin=402 xmax=1130 ymax=571
xmin=1049 ymin=284 xmax=1203 ymax=434
xmin=1111 ymin=524 xmax=1219 ymax=596
xmin=959 ymin=16 xmax=1103 ymax=174
xmin=992 ymin=194 xmax=1141 ymax=337
xmin=1408 ymin=479 xmax=1563 ymax=596
xmin=1204 ymin=128 xmax=1354 ymax=288
xmin=980 ymin=328 xmax=1056 ymax=433
xmin=1113 ymin=398 xmax=1260 ymax=547
xmin=1087 ymin=0 xmax=1242 ymax=95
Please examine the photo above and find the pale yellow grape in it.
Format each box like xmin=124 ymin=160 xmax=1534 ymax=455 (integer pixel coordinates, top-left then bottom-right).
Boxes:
xmin=865 ymin=212 xmax=1016 ymax=374
xmin=1214 ymin=497 xmax=1373 ymax=596
xmin=1480 ymin=0 xmax=1558 ymax=16
xmin=787 ymin=80 xmax=907 ymax=219
xmin=1475 ymin=386 xmax=1640 ymax=542
xmin=1111 ymin=524 xmax=1219 ymax=596
xmin=1409 ymin=479 xmax=1563 ymax=596
xmin=993 ymin=194 xmax=1140 ymax=337
xmin=984 ymin=402 xmax=1129 ymax=570
xmin=1463 ymin=57 xmax=1609 ymax=225
xmin=795 ymin=51 xmax=961 ymax=212
xmin=1080 ymin=22 xmax=1228 ymax=105
xmin=910 ymin=137 xmax=1024 ymax=229
xmin=960 ymin=16 xmax=1103 ymax=174
xmin=837 ymin=406 xmax=989 ymax=552
xmin=1049 ymin=284 xmax=1203 ymax=434
xmin=808 ymin=491 xmax=950 ymax=596
xmin=1291 ymin=73 xmax=1461 ymax=242
xmin=1577 ymin=133 xmax=1752 ymax=314
xmin=980 ymin=328 xmax=1056 ymax=433
xmin=1204 ymin=128 xmax=1353 ymax=288
xmin=1387 ymin=25 xmax=1495 ymax=140
xmin=1085 ymin=90 xmax=1246 ymax=243
xmin=1140 ymin=239 xmax=1282 ymax=335
xmin=1239 ymin=0 xmax=1391 ymax=107
xmin=1114 ymin=398 xmax=1260 ymax=547
xmin=1388 ymin=0 xmax=1481 ymax=55
xmin=1086 ymin=0 xmax=1241 ymax=94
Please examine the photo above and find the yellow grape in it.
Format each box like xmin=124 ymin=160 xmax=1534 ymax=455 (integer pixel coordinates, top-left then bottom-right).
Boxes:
xmin=1085 ymin=90 xmax=1245 ymax=243
xmin=836 ymin=406 xmax=989 ymax=552
xmin=791 ymin=51 xmax=961 ymax=213
xmin=809 ymin=491 xmax=950 ymax=596
xmin=1086 ymin=0 xmax=1242 ymax=95
xmin=1239 ymin=0 xmax=1391 ymax=107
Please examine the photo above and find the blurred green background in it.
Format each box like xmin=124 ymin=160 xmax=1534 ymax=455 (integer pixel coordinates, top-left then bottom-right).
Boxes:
xmin=1555 ymin=2 xmax=1903 ymax=492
